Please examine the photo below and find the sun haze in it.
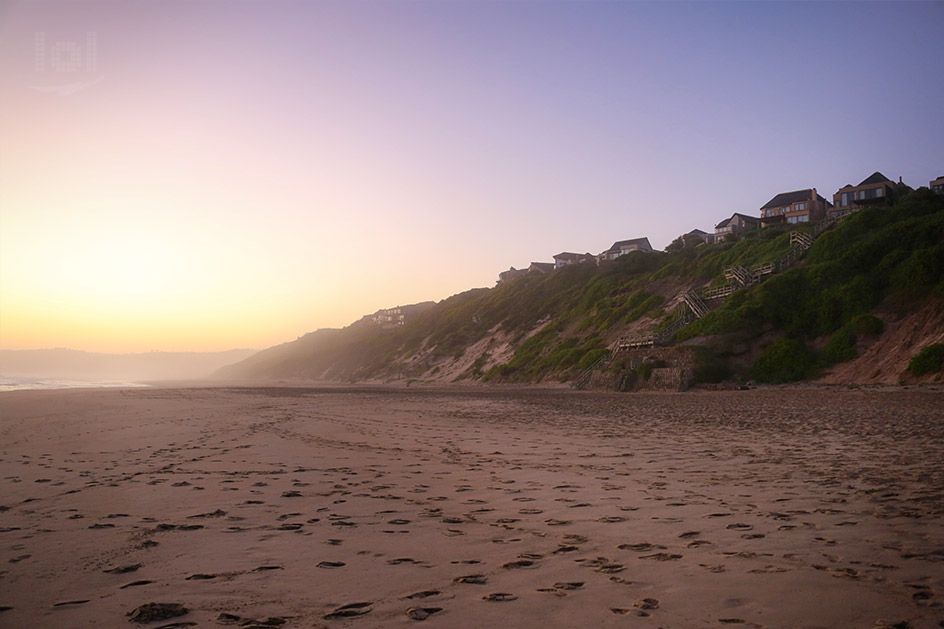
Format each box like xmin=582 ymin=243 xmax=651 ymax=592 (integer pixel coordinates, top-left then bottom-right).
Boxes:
xmin=1 ymin=1 xmax=942 ymax=353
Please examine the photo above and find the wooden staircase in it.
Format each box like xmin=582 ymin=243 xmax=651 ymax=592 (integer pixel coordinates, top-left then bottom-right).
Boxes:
xmin=725 ymin=265 xmax=758 ymax=287
xmin=683 ymin=290 xmax=710 ymax=318
xmin=572 ymin=212 xmax=857 ymax=390
xmin=790 ymin=231 xmax=814 ymax=249
xmin=702 ymin=283 xmax=736 ymax=300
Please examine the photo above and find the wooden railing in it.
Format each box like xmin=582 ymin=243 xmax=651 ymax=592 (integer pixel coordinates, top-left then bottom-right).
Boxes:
xmin=573 ymin=212 xmax=858 ymax=390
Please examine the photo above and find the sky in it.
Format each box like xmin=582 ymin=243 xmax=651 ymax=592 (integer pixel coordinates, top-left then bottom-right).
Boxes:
xmin=1 ymin=0 xmax=942 ymax=353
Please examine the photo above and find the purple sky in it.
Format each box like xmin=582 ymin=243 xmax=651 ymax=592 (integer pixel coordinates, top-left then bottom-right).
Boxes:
xmin=1 ymin=1 xmax=942 ymax=351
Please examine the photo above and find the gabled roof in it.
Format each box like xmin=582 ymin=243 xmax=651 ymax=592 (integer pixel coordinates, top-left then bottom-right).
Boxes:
xmin=686 ymin=229 xmax=708 ymax=236
xmin=716 ymin=213 xmax=758 ymax=229
xmin=608 ymin=237 xmax=651 ymax=251
xmin=528 ymin=262 xmax=555 ymax=272
xmin=858 ymin=171 xmax=892 ymax=186
xmin=762 ymin=189 xmax=813 ymax=209
xmin=553 ymin=251 xmax=591 ymax=261
xmin=761 ymin=189 xmax=826 ymax=209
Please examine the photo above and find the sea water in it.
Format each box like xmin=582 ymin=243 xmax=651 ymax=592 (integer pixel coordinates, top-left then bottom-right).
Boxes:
xmin=0 ymin=376 xmax=150 ymax=392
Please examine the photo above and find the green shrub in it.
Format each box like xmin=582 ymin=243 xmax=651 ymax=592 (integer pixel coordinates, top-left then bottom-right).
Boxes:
xmin=624 ymin=294 xmax=665 ymax=323
xmin=636 ymin=362 xmax=654 ymax=381
xmin=482 ymin=363 xmax=516 ymax=381
xmin=820 ymin=327 xmax=857 ymax=366
xmin=849 ymin=313 xmax=884 ymax=336
xmin=908 ymin=343 xmax=944 ymax=376
xmin=751 ymin=338 xmax=818 ymax=383
xmin=891 ymin=245 xmax=944 ymax=292
xmin=578 ymin=348 xmax=609 ymax=370
xmin=676 ymin=308 xmax=745 ymax=341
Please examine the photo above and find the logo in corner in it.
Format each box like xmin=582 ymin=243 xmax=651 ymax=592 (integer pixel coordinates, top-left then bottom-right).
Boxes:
xmin=31 ymin=32 xmax=104 ymax=97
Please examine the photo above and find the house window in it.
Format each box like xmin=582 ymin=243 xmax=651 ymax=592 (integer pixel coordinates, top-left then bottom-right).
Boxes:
xmin=795 ymin=202 xmax=807 ymax=211
xmin=875 ymin=187 xmax=883 ymax=197
xmin=797 ymin=214 xmax=809 ymax=222
xmin=841 ymin=192 xmax=850 ymax=206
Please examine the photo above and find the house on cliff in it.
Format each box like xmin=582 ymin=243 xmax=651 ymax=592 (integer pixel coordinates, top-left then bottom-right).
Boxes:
xmin=832 ymin=172 xmax=910 ymax=218
xmin=932 ymin=176 xmax=944 ymax=195
xmin=497 ymin=267 xmax=528 ymax=284
xmin=599 ymin=237 xmax=653 ymax=262
xmin=759 ymin=189 xmax=830 ymax=227
xmin=714 ymin=213 xmax=758 ymax=242
xmin=553 ymin=252 xmax=594 ymax=269
xmin=528 ymin=262 xmax=556 ymax=274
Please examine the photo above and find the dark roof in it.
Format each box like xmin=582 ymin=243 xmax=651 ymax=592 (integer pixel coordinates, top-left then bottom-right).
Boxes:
xmin=686 ymin=229 xmax=708 ymax=236
xmin=762 ymin=189 xmax=813 ymax=209
xmin=716 ymin=213 xmax=758 ymax=229
xmin=553 ymin=251 xmax=591 ymax=260
xmin=761 ymin=189 xmax=827 ymax=209
xmin=858 ymin=171 xmax=892 ymax=186
xmin=528 ymin=262 xmax=555 ymax=272
xmin=608 ymin=237 xmax=651 ymax=251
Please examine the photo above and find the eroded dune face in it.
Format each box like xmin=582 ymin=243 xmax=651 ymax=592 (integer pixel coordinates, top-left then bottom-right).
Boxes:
xmin=819 ymin=301 xmax=944 ymax=385
xmin=1 ymin=386 xmax=941 ymax=628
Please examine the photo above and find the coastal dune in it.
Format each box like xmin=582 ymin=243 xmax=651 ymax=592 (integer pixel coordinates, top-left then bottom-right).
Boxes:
xmin=0 ymin=386 xmax=942 ymax=628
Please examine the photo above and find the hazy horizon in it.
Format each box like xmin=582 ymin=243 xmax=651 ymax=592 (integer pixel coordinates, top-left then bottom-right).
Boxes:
xmin=0 ymin=346 xmax=258 ymax=382
xmin=2 ymin=0 xmax=942 ymax=353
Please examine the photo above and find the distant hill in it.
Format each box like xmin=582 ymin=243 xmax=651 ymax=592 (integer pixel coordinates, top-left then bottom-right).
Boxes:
xmin=0 ymin=348 xmax=258 ymax=382
xmin=217 ymin=189 xmax=944 ymax=387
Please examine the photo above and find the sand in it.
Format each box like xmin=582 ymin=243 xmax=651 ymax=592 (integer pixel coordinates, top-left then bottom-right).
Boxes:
xmin=1 ymin=385 xmax=942 ymax=628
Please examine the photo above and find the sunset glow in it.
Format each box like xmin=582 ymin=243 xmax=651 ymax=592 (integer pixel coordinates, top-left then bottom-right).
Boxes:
xmin=1 ymin=1 xmax=942 ymax=352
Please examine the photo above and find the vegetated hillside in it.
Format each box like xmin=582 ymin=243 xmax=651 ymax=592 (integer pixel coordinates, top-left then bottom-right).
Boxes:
xmin=218 ymin=189 xmax=944 ymax=386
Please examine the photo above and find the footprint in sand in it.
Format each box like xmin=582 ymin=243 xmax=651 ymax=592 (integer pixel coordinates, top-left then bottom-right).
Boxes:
xmin=323 ymin=602 xmax=372 ymax=620
xmin=538 ymin=581 xmax=584 ymax=596
xmin=618 ymin=543 xmax=666 ymax=552
xmin=104 ymin=564 xmax=142 ymax=574
xmin=388 ymin=558 xmax=425 ymax=565
xmin=453 ymin=574 xmax=487 ymax=585
xmin=639 ymin=553 xmax=683 ymax=561
xmin=482 ymin=593 xmax=517 ymax=602
xmin=687 ymin=540 xmax=713 ymax=548
xmin=552 ymin=545 xmax=578 ymax=554
xmin=403 ymin=590 xmax=440 ymax=599
xmin=405 ymin=607 xmax=442 ymax=620
xmin=502 ymin=560 xmax=536 ymax=569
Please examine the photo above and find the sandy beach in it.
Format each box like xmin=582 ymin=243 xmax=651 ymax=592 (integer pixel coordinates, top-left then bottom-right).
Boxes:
xmin=1 ymin=385 xmax=942 ymax=628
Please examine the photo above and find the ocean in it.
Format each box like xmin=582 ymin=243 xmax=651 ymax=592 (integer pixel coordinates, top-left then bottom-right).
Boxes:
xmin=0 ymin=376 xmax=150 ymax=393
